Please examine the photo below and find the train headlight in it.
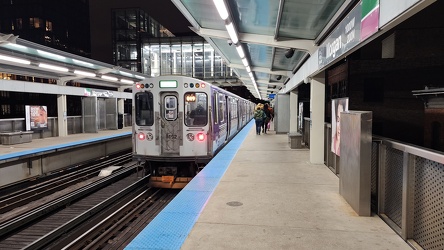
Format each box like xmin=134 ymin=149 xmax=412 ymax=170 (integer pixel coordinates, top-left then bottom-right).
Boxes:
xmin=195 ymin=83 xmax=200 ymax=88
xmin=196 ymin=133 xmax=205 ymax=142
xmin=138 ymin=132 xmax=146 ymax=140
xmin=184 ymin=83 xmax=188 ymax=88
xmin=201 ymin=83 xmax=206 ymax=88
xmin=186 ymin=133 xmax=194 ymax=141
xmin=136 ymin=83 xmax=141 ymax=89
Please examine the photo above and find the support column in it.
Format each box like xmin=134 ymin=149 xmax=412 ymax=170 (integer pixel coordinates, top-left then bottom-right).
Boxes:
xmin=57 ymin=80 xmax=68 ymax=137
xmin=309 ymin=76 xmax=325 ymax=164
xmin=117 ymin=87 xmax=125 ymax=115
xmin=289 ymin=90 xmax=298 ymax=133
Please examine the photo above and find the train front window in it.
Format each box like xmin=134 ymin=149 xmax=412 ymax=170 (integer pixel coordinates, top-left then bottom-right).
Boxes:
xmin=185 ymin=92 xmax=207 ymax=126
xmin=164 ymin=95 xmax=177 ymax=120
xmin=135 ymin=92 xmax=154 ymax=126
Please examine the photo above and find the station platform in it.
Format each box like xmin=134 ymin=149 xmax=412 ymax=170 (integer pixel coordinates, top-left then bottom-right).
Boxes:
xmin=126 ymin=121 xmax=411 ymax=250
xmin=0 ymin=127 xmax=132 ymax=161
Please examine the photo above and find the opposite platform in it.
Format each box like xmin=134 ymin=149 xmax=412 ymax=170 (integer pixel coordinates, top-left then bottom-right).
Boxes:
xmin=0 ymin=127 xmax=132 ymax=161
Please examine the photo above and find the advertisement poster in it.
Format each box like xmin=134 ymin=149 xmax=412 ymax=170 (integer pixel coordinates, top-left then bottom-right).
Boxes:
xmin=331 ymin=98 xmax=349 ymax=156
xmin=26 ymin=105 xmax=48 ymax=130
xmin=298 ymin=102 xmax=303 ymax=132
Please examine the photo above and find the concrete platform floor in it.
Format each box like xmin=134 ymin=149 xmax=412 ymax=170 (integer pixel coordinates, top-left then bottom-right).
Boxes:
xmin=181 ymin=124 xmax=411 ymax=250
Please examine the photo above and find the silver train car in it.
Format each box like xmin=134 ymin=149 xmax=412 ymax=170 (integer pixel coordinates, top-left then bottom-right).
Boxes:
xmin=132 ymin=75 xmax=255 ymax=188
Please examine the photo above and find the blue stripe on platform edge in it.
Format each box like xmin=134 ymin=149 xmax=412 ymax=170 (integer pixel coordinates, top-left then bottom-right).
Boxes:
xmin=125 ymin=120 xmax=254 ymax=250
xmin=0 ymin=132 xmax=132 ymax=161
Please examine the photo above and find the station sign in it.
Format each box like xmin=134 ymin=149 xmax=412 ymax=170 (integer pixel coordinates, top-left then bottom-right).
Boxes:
xmin=268 ymin=94 xmax=276 ymax=99
xmin=318 ymin=0 xmax=379 ymax=68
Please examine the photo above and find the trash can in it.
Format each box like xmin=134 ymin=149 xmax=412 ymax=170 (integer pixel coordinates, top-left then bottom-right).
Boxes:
xmin=118 ymin=114 xmax=123 ymax=129
xmin=288 ymin=132 xmax=303 ymax=149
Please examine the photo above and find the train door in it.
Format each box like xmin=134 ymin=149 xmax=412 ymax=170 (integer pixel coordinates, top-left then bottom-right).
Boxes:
xmin=158 ymin=92 xmax=182 ymax=155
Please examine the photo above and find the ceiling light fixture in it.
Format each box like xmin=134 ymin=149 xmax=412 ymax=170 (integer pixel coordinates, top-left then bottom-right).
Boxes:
xmin=38 ymin=63 xmax=68 ymax=72
xmin=74 ymin=70 xmax=96 ymax=77
xmin=0 ymin=54 xmax=31 ymax=65
xmin=37 ymin=50 xmax=66 ymax=60
xmin=241 ymin=58 xmax=248 ymax=67
xmin=120 ymin=79 xmax=134 ymax=84
xmin=236 ymin=45 xmax=245 ymax=58
xmin=101 ymin=75 xmax=118 ymax=81
xmin=213 ymin=0 xmax=229 ymax=20
xmin=226 ymin=22 xmax=239 ymax=44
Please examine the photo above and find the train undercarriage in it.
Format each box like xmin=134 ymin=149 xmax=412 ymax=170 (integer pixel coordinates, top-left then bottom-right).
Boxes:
xmin=141 ymin=160 xmax=207 ymax=189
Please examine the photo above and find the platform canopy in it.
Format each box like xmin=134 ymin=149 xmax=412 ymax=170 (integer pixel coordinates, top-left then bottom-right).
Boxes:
xmin=0 ymin=33 xmax=145 ymax=89
xmin=172 ymin=0 xmax=355 ymax=100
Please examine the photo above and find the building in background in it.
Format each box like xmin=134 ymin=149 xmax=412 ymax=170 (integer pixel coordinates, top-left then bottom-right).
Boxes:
xmin=0 ymin=0 xmax=91 ymax=57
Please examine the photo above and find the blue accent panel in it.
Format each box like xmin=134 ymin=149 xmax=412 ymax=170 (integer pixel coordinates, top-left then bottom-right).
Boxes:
xmin=125 ymin=121 xmax=253 ymax=250
xmin=0 ymin=132 xmax=131 ymax=161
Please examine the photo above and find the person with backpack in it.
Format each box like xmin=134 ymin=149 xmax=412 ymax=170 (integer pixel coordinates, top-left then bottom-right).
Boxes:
xmin=262 ymin=103 xmax=271 ymax=134
xmin=254 ymin=104 xmax=266 ymax=135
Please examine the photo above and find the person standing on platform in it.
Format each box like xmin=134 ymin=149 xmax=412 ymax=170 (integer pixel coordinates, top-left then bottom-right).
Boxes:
xmin=262 ymin=103 xmax=271 ymax=134
xmin=254 ymin=105 xmax=266 ymax=135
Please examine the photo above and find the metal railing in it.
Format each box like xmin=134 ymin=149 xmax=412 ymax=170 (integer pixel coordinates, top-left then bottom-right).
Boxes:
xmin=318 ymin=122 xmax=444 ymax=249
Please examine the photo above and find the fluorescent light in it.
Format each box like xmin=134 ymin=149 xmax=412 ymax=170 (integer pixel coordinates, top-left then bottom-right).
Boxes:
xmin=236 ymin=45 xmax=245 ymax=58
xmin=246 ymin=66 xmax=251 ymax=73
xmin=213 ymin=0 xmax=229 ymax=20
xmin=8 ymin=44 xmax=27 ymax=49
xmin=37 ymin=50 xmax=66 ymax=60
xmin=248 ymin=72 xmax=253 ymax=78
xmin=101 ymin=75 xmax=118 ymax=81
xmin=120 ymin=79 xmax=134 ymax=84
xmin=241 ymin=58 xmax=248 ymax=67
xmin=72 ymin=59 xmax=94 ymax=67
xmin=74 ymin=70 xmax=96 ymax=77
xmin=226 ymin=22 xmax=238 ymax=44
xmin=134 ymin=75 xmax=145 ymax=79
xmin=39 ymin=63 xmax=69 ymax=72
xmin=119 ymin=71 xmax=134 ymax=77
xmin=0 ymin=54 xmax=31 ymax=64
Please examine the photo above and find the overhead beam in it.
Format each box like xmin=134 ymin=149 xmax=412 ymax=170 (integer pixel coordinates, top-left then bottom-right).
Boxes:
xmin=239 ymin=77 xmax=284 ymax=87
xmin=191 ymin=27 xmax=318 ymax=54
xmin=229 ymin=63 xmax=292 ymax=76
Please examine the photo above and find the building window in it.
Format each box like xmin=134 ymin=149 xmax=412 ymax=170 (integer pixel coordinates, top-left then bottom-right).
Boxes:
xmin=1 ymin=104 xmax=11 ymax=116
xmin=29 ymin=17 xmax=42 ymax=29
xmin=15 ymin=18 xmax=22 ymax=29
xmin=46 ymin=21 xmax=52 ymax=31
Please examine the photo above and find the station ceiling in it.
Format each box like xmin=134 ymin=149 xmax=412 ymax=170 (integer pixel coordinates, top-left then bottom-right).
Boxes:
xmin=172 ymin=0 xmax=357 ymax=100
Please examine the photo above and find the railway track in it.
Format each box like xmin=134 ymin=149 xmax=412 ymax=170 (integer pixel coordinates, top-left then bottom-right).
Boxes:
xmin=0 ymin=151 xmax=132 ymax=220
xmin=0 ymin=163 xmax=147 ymax=249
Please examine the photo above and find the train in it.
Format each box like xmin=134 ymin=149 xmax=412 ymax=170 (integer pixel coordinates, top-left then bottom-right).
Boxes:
xmin=132 ymin=75 xmax=255 ymax=188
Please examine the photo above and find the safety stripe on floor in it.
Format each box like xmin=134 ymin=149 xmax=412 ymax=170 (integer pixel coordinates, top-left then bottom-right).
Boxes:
xmin=125 ymin=120 xmax=253 ymax=250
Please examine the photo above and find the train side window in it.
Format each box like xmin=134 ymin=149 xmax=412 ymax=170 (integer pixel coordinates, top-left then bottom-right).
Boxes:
xmin=218 ymin=94 xmax=225 ymax=123
xmin=164 ymin=95 xmax=177 ymax=121
xmin=135 ymin=92 xmax=154 ymax=126
xmin=213 ymin=92 xmax=218 ymax=124
xmin=184 ymin=92 xmax=207 ymax=126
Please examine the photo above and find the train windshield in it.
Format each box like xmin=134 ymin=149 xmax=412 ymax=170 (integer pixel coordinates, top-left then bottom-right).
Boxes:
xmin=135 ymin=91 xmax=154 ymax=126
xmin=185 ymin=92 xmax=207 ymax=126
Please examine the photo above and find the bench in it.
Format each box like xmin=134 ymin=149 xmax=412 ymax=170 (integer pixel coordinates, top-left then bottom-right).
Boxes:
xmin=0 ymin=131 xmax=34 ymax=145
xmin=288 ymin=132 xmax=303 ymax=149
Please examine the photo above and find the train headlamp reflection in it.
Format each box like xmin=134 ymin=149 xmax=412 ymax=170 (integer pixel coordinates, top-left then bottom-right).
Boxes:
xmin=196 ymin=133 xmax=205 ymax=142
xmin=138 ymin=132 xmax=146 ymax=140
